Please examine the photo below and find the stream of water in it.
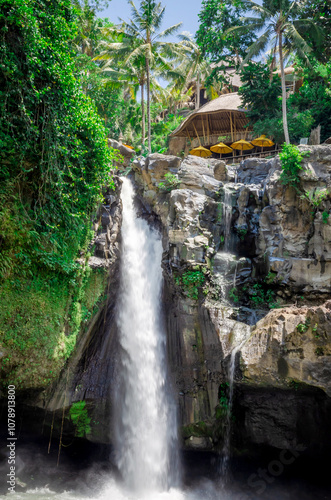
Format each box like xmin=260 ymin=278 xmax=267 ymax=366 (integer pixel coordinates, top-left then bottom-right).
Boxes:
xmin=223 ymin=187 xmax=233 ymax=252
xmin=114 ymin=177 xmax=178 ymax=493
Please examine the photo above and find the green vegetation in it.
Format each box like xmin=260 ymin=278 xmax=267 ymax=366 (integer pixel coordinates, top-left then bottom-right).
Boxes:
xmin=0 ymin=0 xmax=119 ymax=279
xmin=0 ymin=266 xmax=108 ymax=388
xmin=95 ymin=0 xmax=187 ymax=153
xmin=236 ymin=227 xmax=247 ymax=241
xmin=322 ymin=212 xmax=330 ymax=224
xmin=215 ymin=382 xmax=229 ymax=419
xmin=249 ymin=284 xmax=275 ymax=308
xmin=196 ymin=0 xmax=255 ymax=87
xmin=228 ymin=0 xmax=323 ymax=143
xmin=158 ymin=172 xmax=180 ymax=192
xmin=297 ymin=317 xmax=311 ymax=333
xmin=300 ymin=188 xmax=329 ymax=209
xmin=229 ymin=282 xmax=278 ymax=309
xmin=0 ymin=0 xmax=117 ymax=388
xmin=69 ymin=400 xmax=91 ymax=437
xmin=279 ymin=144 xmax=308 ymax=187
xmin=175 ymin=269 xmax=206 ymax=300
xmin=229 ymin=287 xmax=239 ymax=304
xmin=238 ymin=61 xmax=282 ymax=125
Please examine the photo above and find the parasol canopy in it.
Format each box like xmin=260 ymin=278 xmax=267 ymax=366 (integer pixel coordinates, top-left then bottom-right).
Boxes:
xmin=210 ymin=142 xmax=233 ymax=155
xmin=230 ymin=139 xmax=254 ymax=151
xmin=189 ymin=146 xmax=212 ymax=158
xmin=251 ymin=135 xmax=274 ymax=148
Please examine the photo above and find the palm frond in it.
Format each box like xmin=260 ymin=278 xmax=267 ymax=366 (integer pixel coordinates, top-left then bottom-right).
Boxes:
xmin=244 ymin=27 xmax=273 ymax=63
xmin=284 ymin=22 xmax=313 ymax=63
xmin=153 ymin=22 xmax=183 ymax=41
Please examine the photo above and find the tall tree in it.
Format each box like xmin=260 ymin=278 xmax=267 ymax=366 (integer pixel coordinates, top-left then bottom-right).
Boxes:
xmin=196 ymin=0 xmax=256 ymax=87
xmin=302 ymin=0 xmax=331 ymax=63
xmin=228 ymin=0 xmax=323 ymax=143
xmin=128 ymin=1 xmax=183 ymax=153
xmin=176 ymin=33 xmax=212 ymax=109
xmin=96 ymin=1 xmax=183 ymax=153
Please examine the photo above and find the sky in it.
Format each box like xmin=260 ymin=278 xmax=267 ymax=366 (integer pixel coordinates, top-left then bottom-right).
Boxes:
xmin=100 ymin=0 xmax=203 ymax=39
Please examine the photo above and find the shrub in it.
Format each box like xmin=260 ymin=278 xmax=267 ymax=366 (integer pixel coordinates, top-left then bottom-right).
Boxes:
xmin=69 ymin=401 xmax=91 ymax=437
xmin=322 ymin=211 xmax=330 ymax=224
xmin=300 ymin=188 xmax=329 ymax=208
xmin=279 ymin=144 xmax=309 ymax=187
xmin=158 ymin=172 xmax=180 ymax=192
xmin=175 ymin=269 xmax=206 ymax=300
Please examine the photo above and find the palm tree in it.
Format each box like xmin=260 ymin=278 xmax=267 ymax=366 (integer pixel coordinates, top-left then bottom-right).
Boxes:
xmin=95 ymin=32 xmax=148 ymax=142
xmin=229 ymin=0 xmax=322 ymax=143
xmin=96 ymin=1 xmax=184 ymax=153
xmin=127 ymin=0 xmax=185 ymax=153
xmin=175 ymin=33 xmax=213 ymax=110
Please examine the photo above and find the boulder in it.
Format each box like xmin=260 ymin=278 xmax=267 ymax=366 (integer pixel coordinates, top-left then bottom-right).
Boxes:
xmin=241 ymin=302 xmax=331 ymax=396
xmin=108 ymin=138 xmax=135 ymax=167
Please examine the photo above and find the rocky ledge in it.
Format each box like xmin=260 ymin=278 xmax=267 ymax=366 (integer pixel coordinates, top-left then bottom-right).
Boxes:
xmin=132 ymin=146 xmax=331 ymax=453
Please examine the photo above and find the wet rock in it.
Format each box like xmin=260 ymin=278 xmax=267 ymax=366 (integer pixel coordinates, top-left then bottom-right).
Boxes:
xmin=89 ymin=177 xmax=122 ymax=268
xmin=237 ymin=157 xmax=275 ymax=184
xmin=213 ymin=160 xmax=227 ymax=181
xmin=241 ymin=302 xmax=331 ymax=396
xmin=108 ymin=139 xmax=135 ymax=167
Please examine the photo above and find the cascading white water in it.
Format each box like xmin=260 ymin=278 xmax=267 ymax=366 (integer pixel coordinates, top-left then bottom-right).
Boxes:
xmin=115 ymin=177 xmax=179 ymax=494
xmin=220 ymin=339 xmax=246 ymax=485
xmin=223 ymin=187 xmax=232 ymax=252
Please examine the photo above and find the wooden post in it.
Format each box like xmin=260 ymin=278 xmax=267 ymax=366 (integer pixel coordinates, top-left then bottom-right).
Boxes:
xmin=192 ymin=121 xmax=201 ymax=146
xmin=202 ymin=116 xmax=206 ymax=144
xmin=186 ymin=129 xmax=191 ymax=151
xmin=230 ymin=112 xmax=233 ymax=142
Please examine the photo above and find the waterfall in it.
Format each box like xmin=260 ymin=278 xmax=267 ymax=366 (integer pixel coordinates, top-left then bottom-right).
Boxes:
xmin=220 ymin=340 xmax=246 ymax=485
xmin=115 ymin=178 xmax=179 ymax=493
xmin=223 ymin=187 xmax=232 ymax=252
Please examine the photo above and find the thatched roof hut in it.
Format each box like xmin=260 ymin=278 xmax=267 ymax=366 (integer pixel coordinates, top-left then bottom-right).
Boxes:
xmin=170 ymin=92 xmax=252 ymax=149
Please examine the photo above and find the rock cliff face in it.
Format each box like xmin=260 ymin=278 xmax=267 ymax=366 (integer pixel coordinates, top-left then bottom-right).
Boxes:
xmin=6 ymin=148 xmax=330 ymax=457
xmin=132 ymin=146 xmax=331 ymax=453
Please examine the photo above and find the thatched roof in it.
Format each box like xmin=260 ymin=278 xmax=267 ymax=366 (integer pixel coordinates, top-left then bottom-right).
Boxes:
xmin=171 ymin=92 xmax=249 ymax=139
xmin=274 ymin=65 xmax=295 ymax=77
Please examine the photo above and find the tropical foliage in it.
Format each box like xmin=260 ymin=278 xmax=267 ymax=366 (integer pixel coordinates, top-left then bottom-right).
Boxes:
xmin=0 ymin=0 xmax=117 ymax=388
xmin=227 ymin=0 xmax=323 ymax=143
xmin=196 ymin=0 xmax=255 ymax=88
xmin=95 ymin=0 xmax=185 ymax=152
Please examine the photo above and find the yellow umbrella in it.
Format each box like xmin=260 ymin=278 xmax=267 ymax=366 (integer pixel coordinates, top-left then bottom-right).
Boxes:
xmin=251 ymin=135 xmax=274 ymax=151
xmin=189 ymin=146 xmax=212 ymax=158
xmin=230 ymin=139 xmax=254 ymax=151
xmin=210 ymin=142 xmax=233 ymax=156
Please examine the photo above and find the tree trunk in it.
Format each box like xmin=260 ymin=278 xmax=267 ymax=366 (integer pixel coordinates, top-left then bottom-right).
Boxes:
xmin=279 ymin=31 xmax=290 ymax=143
xmin=141 ymin=82 xmax=145 ymax=145
xmin=196 ymin=71 xmax=200 ymax=110
xmin=146 ymin=56 xmax=151 ymax=154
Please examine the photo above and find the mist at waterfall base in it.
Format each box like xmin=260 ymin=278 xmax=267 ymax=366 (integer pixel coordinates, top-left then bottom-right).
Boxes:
xmin=2 ymin=178 xmax=329 ymax=500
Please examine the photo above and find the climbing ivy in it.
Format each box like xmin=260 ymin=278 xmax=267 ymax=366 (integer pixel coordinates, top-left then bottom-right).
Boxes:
xmin=0 ymin=0 xmax=121 ymax=278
